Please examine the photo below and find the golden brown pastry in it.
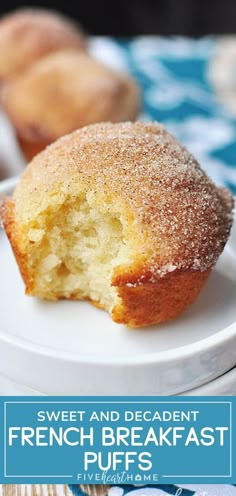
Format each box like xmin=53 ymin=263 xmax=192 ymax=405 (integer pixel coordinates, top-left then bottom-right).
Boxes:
xmin=0 ymin=8 xmax=86 ymax=84
xmin=1 ymin=122 xmax=233 ymax=327
xmin=2 ymin=51 xmax=140 ymax=161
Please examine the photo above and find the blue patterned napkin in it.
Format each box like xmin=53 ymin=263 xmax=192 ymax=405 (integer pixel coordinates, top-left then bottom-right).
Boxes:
xmin=91 ymin=36 xmax=236 ymax=195
xmin=71 ymin=485 xmax=236 ymax=496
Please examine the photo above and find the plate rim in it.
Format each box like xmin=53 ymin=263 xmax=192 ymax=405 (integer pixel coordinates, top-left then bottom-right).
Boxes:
xmin=0 ymin=175 xmax=236 ymax=367
xmin=0 ymin=320 xmax=235 ymax=366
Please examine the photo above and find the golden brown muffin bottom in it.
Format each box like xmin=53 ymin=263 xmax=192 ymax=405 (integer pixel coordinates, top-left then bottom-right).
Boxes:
xmin=67 ymin=269 xmax=210 ymax=327
xmin=112 ymin=268 xmax=211 ymax=327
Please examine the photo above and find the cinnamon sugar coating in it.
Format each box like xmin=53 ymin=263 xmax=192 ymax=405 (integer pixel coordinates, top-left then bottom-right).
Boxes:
xmin=2 ymin=122 xmax=234 ymax=327
xmin=16 ymin=121 xmax=233 ymax=275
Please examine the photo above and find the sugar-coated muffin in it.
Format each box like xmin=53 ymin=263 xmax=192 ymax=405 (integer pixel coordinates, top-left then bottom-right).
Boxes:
xmin=2 ymin=51 xmax=140 ymax=161
xmin=0 ymin=8 xmax=86 ymax=83
xmin=1 ymin=122 xmax=234 ymax=327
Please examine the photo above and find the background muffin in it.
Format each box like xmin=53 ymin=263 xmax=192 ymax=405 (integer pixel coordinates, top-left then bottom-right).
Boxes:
xmin=1 ymin=51 xmax=140 ymax=160
xmin=0 ymin=7 xmax=86 ymax=84
xmin=208 ymin=36 xmax=236 ymax=117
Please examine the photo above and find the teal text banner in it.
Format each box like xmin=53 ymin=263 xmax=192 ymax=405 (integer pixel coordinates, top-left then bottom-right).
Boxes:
xmin=0 ymin=396 xmax=234 ymax=484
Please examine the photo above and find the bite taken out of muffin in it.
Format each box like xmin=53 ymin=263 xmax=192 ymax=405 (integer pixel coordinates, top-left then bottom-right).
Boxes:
xmin=1 ymin=122 xmax=234 ymax=328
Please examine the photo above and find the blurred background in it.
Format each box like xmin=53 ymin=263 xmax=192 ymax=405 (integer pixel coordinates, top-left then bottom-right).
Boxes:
xmin=1 ymin=0 xmax=236 ymax=194
xmin=1 ymin=0 xmax=236 ymax=36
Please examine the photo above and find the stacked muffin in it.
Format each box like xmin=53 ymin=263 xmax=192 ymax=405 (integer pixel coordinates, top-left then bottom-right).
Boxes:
xmin=0 ymin=8 xmax=140 ymax=160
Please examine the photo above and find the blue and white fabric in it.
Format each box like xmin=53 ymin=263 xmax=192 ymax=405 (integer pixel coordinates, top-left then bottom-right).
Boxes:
xmin=71 ymin=484 xmax=236 ymax=496
xmin=91 ymin=36 xmax=236 ymax=195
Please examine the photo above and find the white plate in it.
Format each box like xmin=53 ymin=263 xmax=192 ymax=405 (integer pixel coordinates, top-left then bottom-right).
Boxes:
xmin=0 ymin=177 xmax=236 ymax=395
xmin=184 ymin=367 xmax=236 ymax=395
xmin=0 ymin=366 xmax=236 ymax=396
